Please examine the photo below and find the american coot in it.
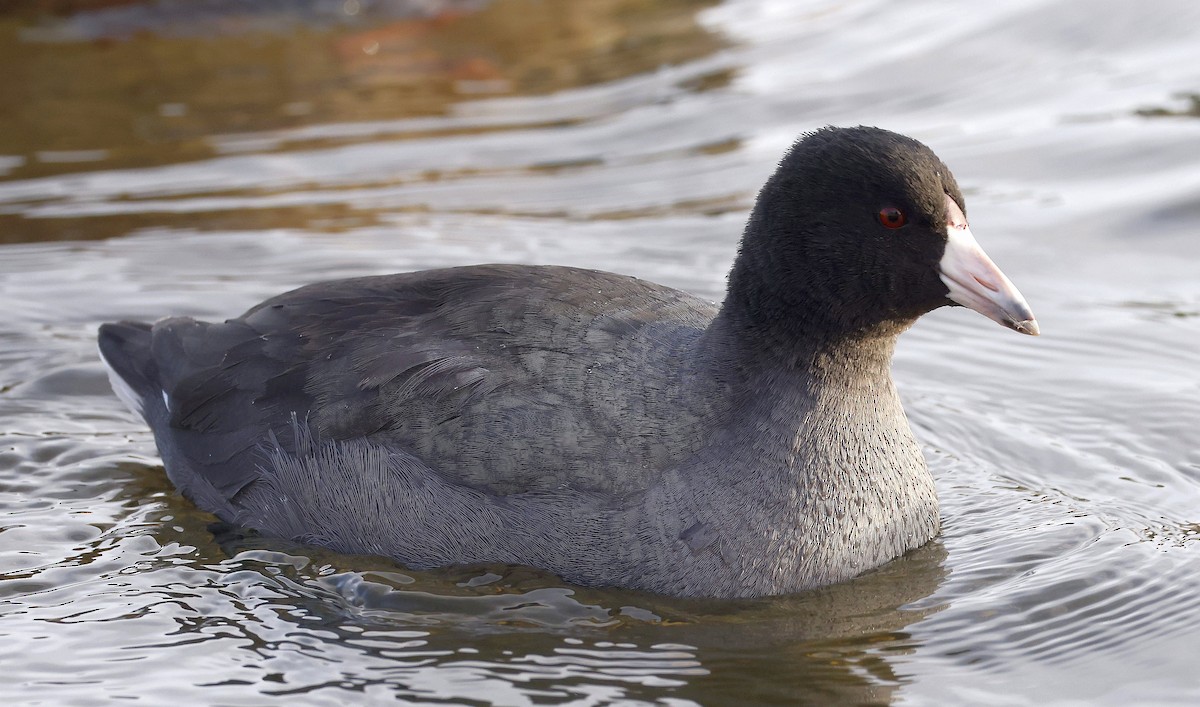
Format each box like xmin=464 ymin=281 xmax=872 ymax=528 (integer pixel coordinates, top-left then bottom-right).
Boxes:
xmin=99 ymin=126 xmax=1037 ymax=598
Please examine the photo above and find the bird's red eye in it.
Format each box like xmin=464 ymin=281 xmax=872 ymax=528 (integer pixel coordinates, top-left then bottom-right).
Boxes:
xmin=878 ymin=207 xmax=906 ymax=229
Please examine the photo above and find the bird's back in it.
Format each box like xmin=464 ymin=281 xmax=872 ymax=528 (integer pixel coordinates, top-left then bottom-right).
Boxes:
xmin=100 ymin=264 xmax=725 ymax=513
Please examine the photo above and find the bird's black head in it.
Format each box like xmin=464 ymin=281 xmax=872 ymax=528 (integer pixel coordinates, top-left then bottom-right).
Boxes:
xmin=727 ymin=126 xmax=1036 ymax=343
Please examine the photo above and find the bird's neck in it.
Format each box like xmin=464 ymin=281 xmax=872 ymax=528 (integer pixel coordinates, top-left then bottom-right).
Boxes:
xmin=724 ymin=248 xmax=917 ymax=344
xmin=705 ymin=265 xmax=903 ymax=387
xmin=670 ymin=293 xmax=935 ymax=596
xmin=690 ymin=279 xmax=911 ymax=490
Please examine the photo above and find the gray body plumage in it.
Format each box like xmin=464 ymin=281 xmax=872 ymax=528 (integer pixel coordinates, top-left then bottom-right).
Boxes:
xmin=100 ymin=265 xmax=937 ymax=598
xmin=94 ymin=126 xmax=1017 ymax=599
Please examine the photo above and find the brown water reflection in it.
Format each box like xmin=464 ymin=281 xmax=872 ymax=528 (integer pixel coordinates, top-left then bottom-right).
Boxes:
xmin=1138 ymin=93 xmax=1200 ymax=119
xmin=0 ymin=0 xmax=722 ymax=184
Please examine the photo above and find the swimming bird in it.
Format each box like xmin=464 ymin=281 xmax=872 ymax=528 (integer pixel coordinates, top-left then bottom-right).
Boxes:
xmin=98 ymin=126 xmax=1037 ymax=598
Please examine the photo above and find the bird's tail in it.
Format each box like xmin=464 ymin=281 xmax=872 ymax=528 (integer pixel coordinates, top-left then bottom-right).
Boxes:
xmin=97 ymin=321 xmax=157 ymax=419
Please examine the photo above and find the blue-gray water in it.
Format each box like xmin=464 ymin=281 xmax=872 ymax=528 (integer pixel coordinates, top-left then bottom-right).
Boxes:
xmin=2 ymin=0 xmax=1199 ymax=704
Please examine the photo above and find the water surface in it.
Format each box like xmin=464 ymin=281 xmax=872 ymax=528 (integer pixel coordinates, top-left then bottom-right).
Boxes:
xmin=2 ymin=0 xmax=1199 ymax=704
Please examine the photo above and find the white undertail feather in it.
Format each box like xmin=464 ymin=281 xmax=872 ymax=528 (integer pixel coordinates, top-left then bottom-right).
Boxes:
xmin=98 ymin=343 xmax=146 ymax=418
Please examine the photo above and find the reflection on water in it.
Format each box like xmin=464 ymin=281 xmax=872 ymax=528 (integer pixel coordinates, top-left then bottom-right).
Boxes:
xmin=0 ymin=0 xmax=732 ymax=242
xmin=1138 ymin=93 xmax=1200 ymax=119
xmin=0 ymin=0 xmax=722 ymax=185
xmin=3 ymin=0 xmax=1200 ymax=704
